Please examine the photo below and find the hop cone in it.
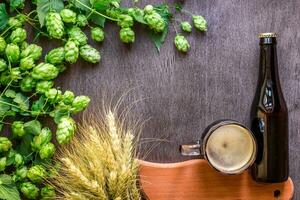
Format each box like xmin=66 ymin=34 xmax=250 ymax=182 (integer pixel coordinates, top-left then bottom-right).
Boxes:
xmin=20 ymin=57 xmax=35 ymax=70
xmin=0 ymin=157 xmax=5 ymax=171
xmin=64 ymin=40 xmax=79 ymax=64
xmin=8 ymin=17 xmax=23 ymax=29
xmin=76 ymin=14 xmax=88 ymax=27
xmin=119 ymin=27 xmax=135 ymax=43
xmin=20 ymin=182 xmax=39 ymax=199
xmin=63 ymin=90 xmax=75 ymax=105
xmin=12 ymin=121 xmax=25 ymax=138
xmin=79 ymin=44 xmax=101 ymax=63
xmin=41 ymin=185 xmax=56 ymax=199
xmin=144 ymin=12 xmax=166 ymax=33
xmin=32 ymin=63 xmax=59 ymax=80
xmin=46 ymin=12 xmax=64 ymax=39
xmin=31 ymin=128 xmax=52 ymax=152
xmin=20 ymin=76 xmax=36 ymax=92
xmin=21 ymin=44 xmax=42 ymax=60
xmin=0 ymin=59 xmax=7 ymax=72
xmin=60 ymin=8 xmax=77 ymax=24
xmin=71 ymin=95 xmax=90 ymax=114
xmin=193 ymin=15 xmax=207 ymax=32
xmin=0 ymin=36 xmax=6 ymax=53
xmin=174 ymin=35 xmax=190 ymax=52
xmin=117 ymin=14 xmax=134 ymax=28
xmin=36 ymin=81 xmax=54 ymax=94
xmin=5 ymin=43 xmax=20 ymax=64
xmin=0 ymin=137 xmax=12 ymax=152
xmin=45 ymin=47 xmax=65 ymax=65
xmin=68 ymin=26 xmax=87 ymax=46
xmin=39 ymin=143 xmax=55 ymax=159
xmin=91 ymin=27 xmax=105 ymax=42
xmin=10 ymin=28 xmax=27 ymax=44
xmin=56 ymin=117 xmax=76 ymax=144
xmin=45 ymin=88 xmax=62 ymax=103
xmin=27 ymin=165 xmax=46 ymax=183
xmin=181 ymin=21 xmax=192 ymax=32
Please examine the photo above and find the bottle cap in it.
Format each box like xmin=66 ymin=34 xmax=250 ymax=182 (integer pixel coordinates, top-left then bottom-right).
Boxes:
xmin=259 ymin=32 xmax=277 ymax=38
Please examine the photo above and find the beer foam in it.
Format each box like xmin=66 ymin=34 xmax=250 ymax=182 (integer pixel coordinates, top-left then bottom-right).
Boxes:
xmin=205 ymin=124 xmax=256 ymax=174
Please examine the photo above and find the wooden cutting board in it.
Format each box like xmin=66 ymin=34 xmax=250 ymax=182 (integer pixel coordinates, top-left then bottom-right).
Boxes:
xmin=139 ymin=159 xmax=294 ymax=200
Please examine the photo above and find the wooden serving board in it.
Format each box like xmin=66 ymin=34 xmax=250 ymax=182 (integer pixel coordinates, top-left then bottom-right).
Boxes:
xmin=139 ymin=159 xmax=294 ymax=200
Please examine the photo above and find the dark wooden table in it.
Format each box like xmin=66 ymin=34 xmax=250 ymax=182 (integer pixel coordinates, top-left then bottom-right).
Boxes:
xmin=55 ymin=0 xmax=300 ymax=199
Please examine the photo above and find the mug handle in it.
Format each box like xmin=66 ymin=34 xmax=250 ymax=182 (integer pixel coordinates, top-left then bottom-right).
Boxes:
xmin=180 ymin=140 xmax=203 ymax=156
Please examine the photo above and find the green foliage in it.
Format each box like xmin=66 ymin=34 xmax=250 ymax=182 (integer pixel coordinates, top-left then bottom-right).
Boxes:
xmin=37 ymin=0 xmax=64 ymax=27
xmin=0 ymin=4 xmax=9 ymax=31
xmin=0 ymin=175 xmax=20 ymax=200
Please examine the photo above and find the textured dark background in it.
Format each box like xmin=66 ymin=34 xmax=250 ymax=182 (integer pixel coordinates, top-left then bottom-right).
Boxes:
xmin=54 ymin=0 xmax=300 ymax=198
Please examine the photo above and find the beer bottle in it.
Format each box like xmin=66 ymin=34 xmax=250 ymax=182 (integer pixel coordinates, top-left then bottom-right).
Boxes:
xmin=250 ymin=33 xmax=289 ymax=182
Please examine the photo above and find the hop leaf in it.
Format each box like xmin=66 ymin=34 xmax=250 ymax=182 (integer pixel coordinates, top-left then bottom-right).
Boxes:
xmin=45 ymin=47 xmax=65 ymax=65
xmin=32 ymin=63 xmax=59 ymax=80
xmin=174 ymin=35 xmax=190 ymax=52
xmin=9 ymin=27 xmax=27 ymax=44
xmin=64 ymin=40 xmax=79 ymax=64
xmin=60 ymin=8 xmax=77 ymax=24
xmin=46 ymin=12 xmax=64 ymax=39
xmin=181 ymin=21 xmax=192 ymax=33
xmin=56 ymin=117 xmax=76 ymax=144
xmin=5 ymin=43 xmax=20 ymax=64
xmin=79 ymin=44 xmax=101 ymax=63
xmin=91 ymin=27 xmax=105 ymax=42
xmin=119 ymin=27 xmax=135 ymax=43
xmin=193 ymin=15 xmax=207 ymax=32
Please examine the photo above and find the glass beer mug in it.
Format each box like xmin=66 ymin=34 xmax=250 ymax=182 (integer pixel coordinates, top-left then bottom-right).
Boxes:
xmin=180 ymin=120 xmax=257 ymax=175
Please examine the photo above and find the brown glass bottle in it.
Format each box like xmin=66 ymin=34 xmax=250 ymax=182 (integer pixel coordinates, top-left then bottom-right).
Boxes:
xmin=250 ymin=33 xmax=289 ymax=183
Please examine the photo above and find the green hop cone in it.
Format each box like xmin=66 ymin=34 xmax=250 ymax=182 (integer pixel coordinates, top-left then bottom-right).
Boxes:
xmin=21 ymin=44 xmax=42 ymax=60
xmin=20 ymin=182 xmax=39 ymax=199
xmin=13 ymin=166 xmax=27 ymax=182
xmin=36 ymin=80 xmax=54 ymax=94
xmin=60 ymin=8 xmax=77 ymax=24
xmin=181 ymin=21 xmax=192 ymax=33
xmin=68 ymin=26 xmax=88 ymax=46
xmin=5 ymin=43 xmax=20 ymax=63
xmin=21 ymin=76 xmax=36 ymax=92
xmin=11 ymin=68 xmax=22 ymax=82
xmin=91 ymin=27 xmax=105 ymax=42
xmin=64 ymin=40 xmax=79 ymax=64
xmin=8 ymin=17 xmax=23 ymax=29
xmin=76 ymin=14 xmax=88 ymax=27
xmin=56 ymin=117 xmax=76 ymax=144
xmin=32 ymin=63 xmax=59 ymax=80
xmin=46 ymin=12 xmax=64 ymax=39
xmin=118 ymin=14 xmax=134 ymax=28
xmin=45 ymin=88 xmax=62 ymax=103
xmin=20 ymin=41 xmax=28 ymax=50
xmin=0 ymin=36 xmax=7 ymax=53
xmin=41 ymin=185 xmax=56 ymax=199
xmin=27 ymin=165 xmax=46 ymax=183
xmin=63 ymin=90 xmax=75 ymax=105
xmin=193 ymin=15 xmax=207 ymax=32
xmin=20 ymin=57 xmax=35 ymax=70
xmin=110 ymin=1 xmax=120 ymax=8
xmin=12 ymin=121 xmax=25 ymax=138
xmin=31 ymin=127 xmax=52 ymax=152
xmin=71 ymin=95 xmax=90 ymax=114
xmin=45 ymin=47 xmax=65 ymax=65
xmin=0 ymin=137 xmax=12 ymax=152
xmin=39 ymin=142 xmax=55 ymax=159
xmin=10 ymin=28 xmax=27 ymax=44
xmin=144 ymin=12 xmax=166 ymax=33
xmin=0 ymin=157 xmax=6 ymax=171
xmin=144 ymin=5 xmax=154 ymax=15
xmin=119 ymin=27 xmax=135 ymax=43
xmin=14 ymin=153 xmax=23 ymax=167
xmin=79 ymin=44 xmax=101 ymax=63
xmin=174 ymin=35 xmax=190 ymax=53
xmin=0 ymin=59 xmax=7 ymax=72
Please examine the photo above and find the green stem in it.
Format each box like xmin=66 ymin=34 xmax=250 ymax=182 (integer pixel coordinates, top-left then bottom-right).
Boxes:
xmin=0 ymin=26 xmax=13 ymax=37
xmin=0 ymin=80 xmax=13 ymax=98
xmin=74 ymin=0 xmax=119 ymax=21
xmin=181 ymin=9 xmax=194 ymax=16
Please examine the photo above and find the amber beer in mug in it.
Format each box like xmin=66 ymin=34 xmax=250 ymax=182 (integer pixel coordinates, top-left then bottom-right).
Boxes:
xmin=180 ymin=120 xmax=257 ymax=175
xmin=250 ymin=33 xmax=289 ymax=182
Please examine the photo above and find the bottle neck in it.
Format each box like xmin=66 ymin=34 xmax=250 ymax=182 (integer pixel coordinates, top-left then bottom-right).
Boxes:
xmin=259 ymin=38 xmax=279 ymax=81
